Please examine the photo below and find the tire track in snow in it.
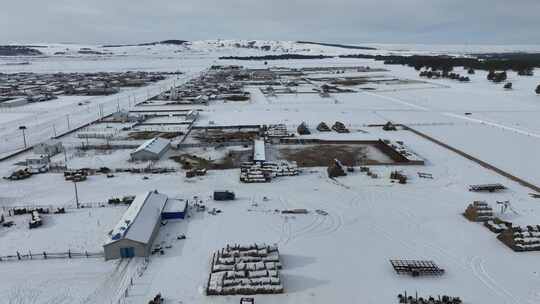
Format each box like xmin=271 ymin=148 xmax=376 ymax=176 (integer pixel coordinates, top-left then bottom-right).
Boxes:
xmin=379 ymin=191 xmax=524 ymax=304
xmin=82 ymin=258 xmax=133 ymax=304
xmin=470 ymin=256 xmax=521 ymax=304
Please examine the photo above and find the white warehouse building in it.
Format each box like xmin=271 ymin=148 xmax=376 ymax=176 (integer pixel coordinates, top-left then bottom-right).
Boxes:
xmin=104 ymin=190 xmax=167 ymax=260
xmin=130 ymin=137 xmax=171 ymax=161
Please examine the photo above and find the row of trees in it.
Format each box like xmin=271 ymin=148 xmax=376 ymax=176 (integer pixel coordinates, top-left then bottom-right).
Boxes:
xmin=339 ymin=54 xmax=539 ymax=74
xmin=487 ymin=71 xmax=507 ymax=83
xmin=419 ymin=70 xmax=470 ymax=82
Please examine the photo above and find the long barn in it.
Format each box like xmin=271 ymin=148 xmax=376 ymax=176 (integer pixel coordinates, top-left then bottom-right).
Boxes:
xmin=104 ymin=190 xmax=167 ymax=260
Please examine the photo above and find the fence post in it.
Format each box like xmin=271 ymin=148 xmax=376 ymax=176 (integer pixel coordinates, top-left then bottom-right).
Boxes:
xmin=16 ymin=251 xmax=20 ymax=260
xmin=68 ymin=249 xmax=71 ymax=258
xmin=29 ymin=250 xmax=32 ymax=259
xmin=43 ymin=251 xmax=47 ymax=259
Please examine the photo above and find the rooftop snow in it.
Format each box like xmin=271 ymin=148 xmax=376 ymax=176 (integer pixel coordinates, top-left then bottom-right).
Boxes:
xmin=106 ymin=191 xmax=167 ymax=245
xmin=162 ymin=199 xmax=187 ymax=213
xmin=253 ymin=139 xmax=266 ymax=162
xmin=131 ymin=137 xmax=170 ymax=156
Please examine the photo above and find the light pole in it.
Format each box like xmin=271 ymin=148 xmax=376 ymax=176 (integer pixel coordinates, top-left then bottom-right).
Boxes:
xmin=18 ymin=125 xmax=27 ymax=148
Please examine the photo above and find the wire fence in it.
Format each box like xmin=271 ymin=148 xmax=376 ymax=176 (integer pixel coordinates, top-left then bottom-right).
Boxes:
xmin=0 ymin=201 xmax=125 ymax=215
xmin=0 ymin=250 xmax=103 ymax=262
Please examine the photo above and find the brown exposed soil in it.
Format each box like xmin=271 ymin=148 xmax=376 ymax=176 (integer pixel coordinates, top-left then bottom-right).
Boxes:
xmin=280 ymin=144 xmax=380 ymax=167
xmin=193 ymin=130 xmax=258 ymax=143
xmin=128 ymin=131 xmax=183 ymax=140
xmin=170 ymin=149 xmax=252 ymax=170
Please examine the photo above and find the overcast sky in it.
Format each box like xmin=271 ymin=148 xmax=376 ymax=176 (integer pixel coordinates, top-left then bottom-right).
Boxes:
xmin=2 ymin=0 xmax=539 ymax=45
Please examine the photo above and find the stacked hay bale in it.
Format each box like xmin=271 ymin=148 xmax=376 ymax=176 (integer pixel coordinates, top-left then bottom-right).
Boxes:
xmin=207 ymin=243 xmax=283 ymax=295
xmin=265 ymin=124 xmax=289 ymax=138
xmin=317 ymin=122 xmax=331 ymax=132
xmin=390 ymin=170 xmax=407 ymax=184
xmin=383 ymin=121 xmax=397 ymax=131
xmin=297 ymin=122 xmax=311 ymax=135
xmin=331 ymin=121 xmax=350 ymax=133
xmin=484 ymin=218 xmax=512 ymax=233
xmin=327 ymin=159 xmax=346 ymax=178
xmin=498 ymin=225 xmax=540 ymax=252
xmin=463 ymin=201 xmax=494 ymax=222
xmin=240 ymin=161 xmax=298 ymax=183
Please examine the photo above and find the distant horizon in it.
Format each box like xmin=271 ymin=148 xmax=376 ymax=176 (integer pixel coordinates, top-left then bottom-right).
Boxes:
xmin=3 ymin=39 xmax=540 ymax=48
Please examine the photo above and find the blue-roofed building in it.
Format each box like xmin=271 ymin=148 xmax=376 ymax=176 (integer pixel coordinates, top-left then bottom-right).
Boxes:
xmin=161 ymin=199 xmax=188 ymax=220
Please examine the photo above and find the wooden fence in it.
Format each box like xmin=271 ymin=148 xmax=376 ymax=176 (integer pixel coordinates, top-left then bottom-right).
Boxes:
xmin=0 ymin=250 xmax=103 ymax=262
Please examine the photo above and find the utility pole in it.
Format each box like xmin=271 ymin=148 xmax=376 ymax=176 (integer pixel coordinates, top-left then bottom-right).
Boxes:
xmin=52 ymin=124 xmax=57 ymax=138
xmin=63 ymin=148 xmax=68 ymax=167
xmin=66 ymin=115 xmax=71 ymax=130
xmin=18 ymin=125 xmax=27 ymax=148
xmin=73 ymin=181 xmax=79 ymax=209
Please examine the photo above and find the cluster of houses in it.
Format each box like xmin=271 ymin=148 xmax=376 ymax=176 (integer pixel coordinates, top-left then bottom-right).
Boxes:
xmin=157 ymin=66 xmax=250 ymax=104
xmin=0 ymin=71 xmax=167 ymax=107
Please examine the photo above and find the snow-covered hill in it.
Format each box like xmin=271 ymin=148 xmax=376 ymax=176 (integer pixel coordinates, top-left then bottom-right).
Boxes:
xmin=3 ymin=40 xmax=540 ymax=59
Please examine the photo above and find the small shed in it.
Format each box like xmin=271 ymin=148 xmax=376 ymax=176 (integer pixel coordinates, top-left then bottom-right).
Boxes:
xmin=131 ymin=137 xmax=171 ymax=161
xmin=253 ymin=139 xmax=266 ymax=163
xmin=33 ymin=140 xmax=63 ymax=157
xmin=161 ymin=199 xmax=188 ymax=220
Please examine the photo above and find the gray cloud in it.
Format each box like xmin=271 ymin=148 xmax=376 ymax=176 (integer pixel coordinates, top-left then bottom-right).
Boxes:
xmin=1 ymin=0 xmax=539 ymax=44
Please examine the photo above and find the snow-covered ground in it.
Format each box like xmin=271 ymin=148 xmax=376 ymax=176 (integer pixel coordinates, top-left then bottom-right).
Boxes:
xmin=1 ymin=41 xmax=540 ymax=303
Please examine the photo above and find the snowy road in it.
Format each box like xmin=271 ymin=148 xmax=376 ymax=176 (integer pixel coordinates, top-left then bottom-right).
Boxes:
xmin=0 ymin=73 xmax=200 ymax=158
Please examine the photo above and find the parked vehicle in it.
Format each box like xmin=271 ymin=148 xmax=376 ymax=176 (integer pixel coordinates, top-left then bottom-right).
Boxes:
xmin=213 ymin=191 xmax=235 ymax=201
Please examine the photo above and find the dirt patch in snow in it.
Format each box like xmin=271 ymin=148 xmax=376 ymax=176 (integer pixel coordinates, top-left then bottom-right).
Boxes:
xmin=278 ymin=144 xmax=386 ymax=167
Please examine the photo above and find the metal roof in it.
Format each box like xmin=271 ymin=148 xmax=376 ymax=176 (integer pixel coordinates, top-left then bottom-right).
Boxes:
xmin=131 ymin=137 xmax=170 ymax=156
xmin=253 ymin=139 xmax=266 ymax=162
xmin=106 ymin=191 xmax=167 ymax=245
